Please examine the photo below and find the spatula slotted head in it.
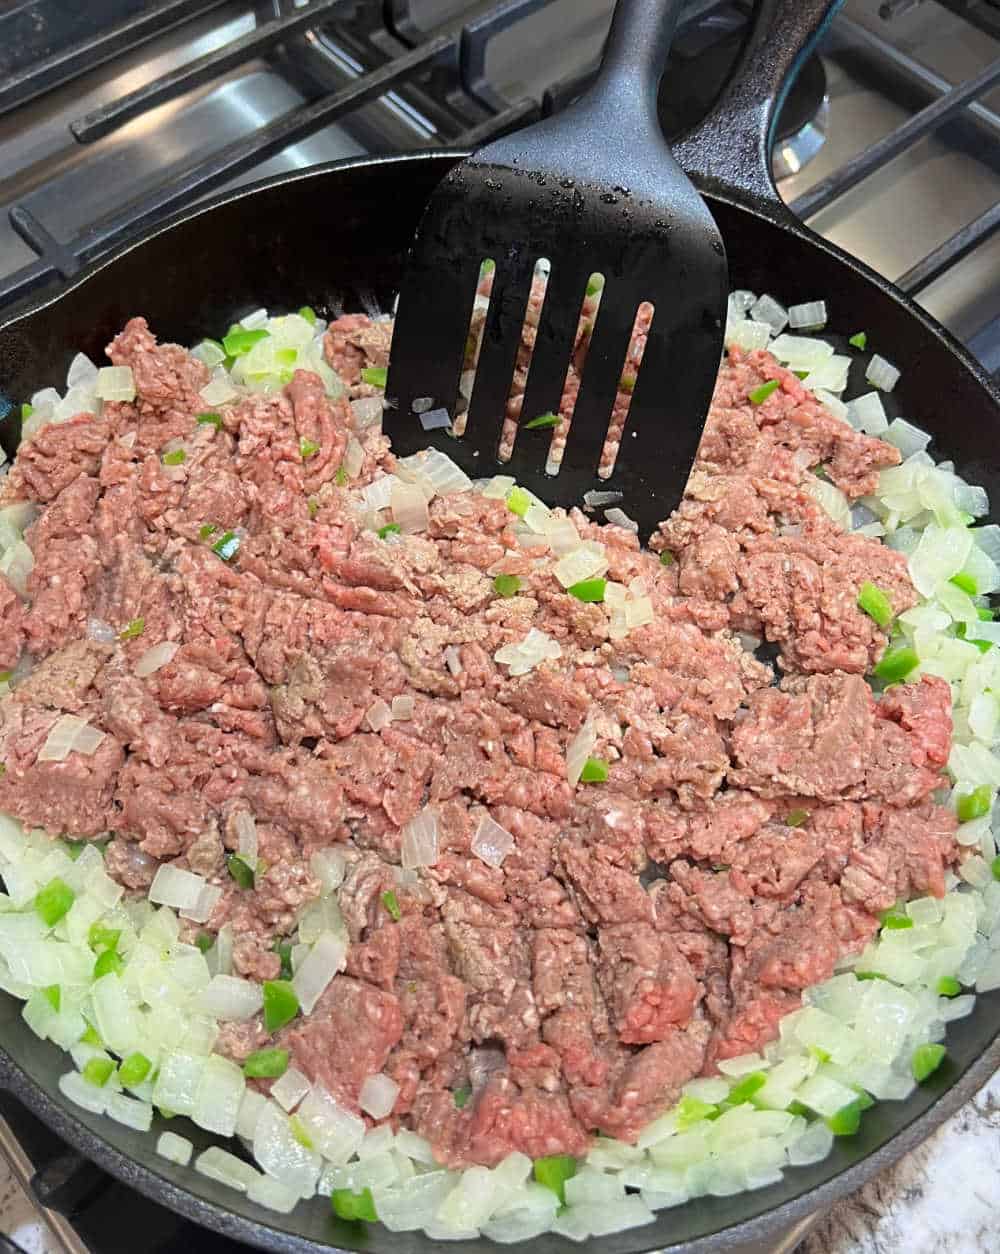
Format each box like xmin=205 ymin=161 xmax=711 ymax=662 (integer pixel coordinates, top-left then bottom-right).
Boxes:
xmin=386 ymin=114 xmax=728 ymax=535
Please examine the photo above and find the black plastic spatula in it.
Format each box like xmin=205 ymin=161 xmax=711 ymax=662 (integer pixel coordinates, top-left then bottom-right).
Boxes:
xmin=385 ymin=0 xmax=728 ymax=534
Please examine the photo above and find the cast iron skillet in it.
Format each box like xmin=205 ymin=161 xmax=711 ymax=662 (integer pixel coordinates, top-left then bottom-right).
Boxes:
xmin=0 ymin=0 xmax=998 ymax=1250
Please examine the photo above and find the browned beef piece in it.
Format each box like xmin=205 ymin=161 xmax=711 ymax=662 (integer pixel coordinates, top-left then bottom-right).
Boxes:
xmin=596 ymin=923 xmax=700 ymax=1044
xmin=0 ymin=572 xmax=26 ymax=672
xmin=0 ymin=703 xmax=123 ymax=836
xmin=279 ymin=974 xmax=402 ymax=1112
xmin=731 ymin=672 xmax=875 ymax=800
xmin=1 ymin=416 xmax=112 ymax=505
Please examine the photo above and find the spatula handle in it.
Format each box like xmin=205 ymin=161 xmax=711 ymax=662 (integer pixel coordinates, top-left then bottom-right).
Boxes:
xmin=582 ymin=0 xmax=689 ymax=134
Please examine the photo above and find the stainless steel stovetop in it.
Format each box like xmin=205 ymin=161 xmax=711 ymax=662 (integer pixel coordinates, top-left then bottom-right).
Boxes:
xmin=0 ymin=2 xmax=998 ymax=1253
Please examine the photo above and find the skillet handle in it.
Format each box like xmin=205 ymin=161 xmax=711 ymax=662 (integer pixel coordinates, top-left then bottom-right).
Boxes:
xmin=671 ymin=0 xmax=845 ymax=216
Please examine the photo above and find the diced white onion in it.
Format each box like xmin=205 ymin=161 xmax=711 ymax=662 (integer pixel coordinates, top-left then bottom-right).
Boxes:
xmin=625 ymin=596 xmax=654 ymax=630
xmin=200 ymin=974 xmax=263 ymax=1022
xmin=247 ymin=1174 xmax=300 ymax=1213
xmin=444 ymin=645 xmax=463 ymax=677
xmin=95 ymin=365 xmax=136 ymax=403
xmin=583 ymin=490 xmax=623 ymax=508
xmin=87 ymin=617 xmax=117 ymax=645
xmin=359 ymin=1072 xmax=400 ymax=1119
xmin=297 ymin=1084 xmax=365 ymax=1164
xmin=200 ymin=376 xmax=237 ymax=406
xmin=391 ymin=695 xmax=414 ymax=721
xmin=191 ymin=340 xmax=226 ymax=369
xmin=566 ymin=717 xmax=597 ymax=787
xmin=847 ymin=391 xmax=888 ymax=435
xmin=401 ymin=807 xmax=440 ymax=870
xmin=805 ymin=476 xmax=851 ymax=530
xmin=351 ymin=397 xmax=383 ymax=431
xmin=365 ymin=698 xmax=392 ymax=731
xmin=271 ymin=1066 xmax=312 ymax=1112
xmin=37 ymin=715 xmax=105 ymax=762
xmin=235 ymin=811 xmax=258 ymax=869
xmin=196 ymin=1146 xmax=260 ymax=1193
xmin=390 ymin=480 xmax=430 ymax=534
xmin=482 ymin=475 xmax=516 ymax=500
xmin=0 ymin=540 xmax=34 ymax=596
xmin=398 ymin=448 xmax=472 ymax=496
xmin=885 ymin=418 xmax=931 ymax=458
xmin=134 ymin=640 xmax=179 ymax=678
xmin=309 ymin=848 xmax=346 ymax=895
xmin=494 ymin=627 xmax=562 ymax=677
xmin=749 ymin=294 xmax=788 ymax=333
xmin=341 ymin=436 xmax=366 ymax=481
xmin=554 ymin=544 xmax=608 ymax=589
xmin=157 ymin=1131 xmax=194 ymax=1166
xmin=292 ymin=931 xmax=347 ymax=1014
xmin=769 ymin=334 xmax=834 ymax=368
xmin=471 ymin=815 xmax=515 ymax=869
xmin=253 ymin=1101 xmax=321 ymax=1198
xmin=179 ymin=883 xmax=222 ymax=925
xmin=725 ymin=319 xmax=771 ymax=352
xmin=814 ymin=388 xmax=849 ymax=421
xmin=866 ymin=353 xmax=900 ymax=391
xmin=149 ymin=865 xmax=209 ymax=911
xmin=787 ymin=300 xmax=827 ymax=329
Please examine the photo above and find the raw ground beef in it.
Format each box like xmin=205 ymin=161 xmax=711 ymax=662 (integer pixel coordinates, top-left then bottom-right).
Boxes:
xmin=0 ymin=312 xmax=962 ymax=1170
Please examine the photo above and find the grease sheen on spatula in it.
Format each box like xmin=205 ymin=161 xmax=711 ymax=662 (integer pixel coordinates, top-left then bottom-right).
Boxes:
xmin=386 ymin=0 xmax=728 ymax=536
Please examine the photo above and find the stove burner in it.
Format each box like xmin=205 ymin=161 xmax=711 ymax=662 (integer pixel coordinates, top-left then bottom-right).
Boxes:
xmin=773 ymin=54 xmax=830 ymax=181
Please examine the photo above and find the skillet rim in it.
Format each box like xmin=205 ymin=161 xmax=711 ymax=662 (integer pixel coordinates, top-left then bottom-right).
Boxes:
xmin=1 ymin=150 xmax=999 ymax=1254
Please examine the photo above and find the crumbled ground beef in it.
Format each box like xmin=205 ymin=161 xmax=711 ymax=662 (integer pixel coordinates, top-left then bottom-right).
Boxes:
xmin=0 ymin=313 xmax=961 ymax=1169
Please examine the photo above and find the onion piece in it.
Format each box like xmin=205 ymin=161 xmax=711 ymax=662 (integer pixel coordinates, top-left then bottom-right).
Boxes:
xmin=554 ymin=543 xmax=608 ymax=588
xmin=359 ymin=1072 xmax=400 ymax=1119
xmin=253 ymin=1101 xmax=321 ymax=1198
xmin=866 ymin=353 xmax=900 ymax=392
xmin=390 ymin=480 xmax=429 ymax=533
xmin=87 ymin=617 xmax=117 ymax=645
xmin=271 ymin=1066 xmax=312 ymax=1113
xmin=361 ymin=473 xmax=399 ymax=512
xmin=0 ymin=540 xmax=34 ymax=596
xmin=749 ymin=293 xmax=788 ymax=333
xmin=471 ymin=815 xmax=515 ymax=869
xmin=787 ymin=300 xmax=827 ymax=329
xmin=200 ymin=974 xmax=264 ymax=1022
xmin=725 ymin=319 xmax=771 ymax=352
xmin=297 ymin=1084 xmax=365 ymax=1164
xmin=309 ymin=848 xmax=346 ymax=895
xmin=200 ymin=375 xmax=237 ymax=406
xmin=482 ymin=475 xmax=515 ymax=500
xmin=391 ymin=695 xmax=414 ymax=721
xmin=149 ymin=864 xmax=209 ymax=911
xmin=401 ymin=807 xmax=439 ymax=870
xmin=494 ymin=627 xmax=562 ymax=677
xmin=351 ymin=397 xmax=383 ymax=431
xmin=365 ymin=698 xmax=392 ymax=731
xmin=291 ymin=931 xmax=347 ymax=1014
xmin=134 ymin=641 xmax=179 ymax=678
xmin=338 ymin=436 xmax=365 ymax=482
xmin=235 ymin=811 xmax=258 ymax=869
xmin=180 ymin=882 xmax=222 ymax=924
xmin=397 ymin=448 xmax=472 ymax=496
xmin=95 ymin=365 xmax=136 ymax=403
xmin=566 ymin=717 xmax=597 ymax=787
xmin=37 ymin=715 xmax=105 ymax=762
xmin=805 ymin=476 xmax=852 ymax=530
xmin=444 ymin=645 xmax=462 ymax=676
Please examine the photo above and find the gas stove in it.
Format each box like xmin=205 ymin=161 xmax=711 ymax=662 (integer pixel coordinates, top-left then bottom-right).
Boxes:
xmin=0 ymin=2 xmax=998 ymax=1252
